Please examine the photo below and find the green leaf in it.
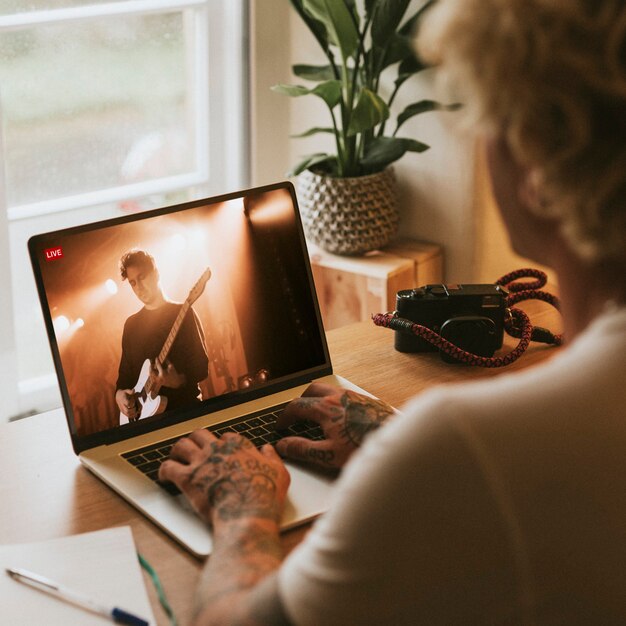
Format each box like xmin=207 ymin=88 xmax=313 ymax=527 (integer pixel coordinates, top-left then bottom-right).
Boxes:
xmin=400 ymin=137 xmax=431 ymax=153
xmin=302 ymin=0 xmax=359 ymax=61
xmin=291 ymin=127 xmax=335 ymax=138
xmin=361 ymin=136 xmax=429 ymax=170
xmin=399 ymin=0 xmax=436 ymax=37
xmin=378 ymin=34 xmax=414 ymax=69
xmin=272 ymin=84 xmax=310 ymax=97
xmin=290 ymin=0 xmax=330 ymax=54
xmin=311 ymin=80 xmax=343 ymax=107
xmin=392 ymin=1 xmax=436 ymax=83
xmin=293 ymin=64 xmax=353 ymax=84
xmin=311 ymin=81 xmax=342 ymax=104
xmin=371 ymin=0 xmax=411 ymax=46
xmin=272 ymin=80 xmax=342 ymax=108
xmin=397 ymin=99 xmax=441 ymax=126
xmin=292 ymin=64 xmax=336 ymax=81
xmin=288 ymin=153 xmax=335 ymax=177
xmin=346 ymin=0 xmax=360 ymax=29
xmin=396 ymin=100 xmax=462 ymax=132
xmin=347 ymin=88 xmax=390 ymax=136
xmin=395 ymin=54 xmax=427 ymax=89
xmin=368 ymin=33 xmax=414 ymax=79
xmin=365 ymin=0 xmax=379 ymax=20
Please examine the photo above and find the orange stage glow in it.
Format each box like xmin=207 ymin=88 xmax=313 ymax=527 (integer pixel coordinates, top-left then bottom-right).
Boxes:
xmin=244 ymin=193 xmax=293 ymax=227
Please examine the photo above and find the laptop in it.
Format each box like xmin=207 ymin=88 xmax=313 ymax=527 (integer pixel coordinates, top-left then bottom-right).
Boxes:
xmin=29 ymin=181 xmax=378 ymax=557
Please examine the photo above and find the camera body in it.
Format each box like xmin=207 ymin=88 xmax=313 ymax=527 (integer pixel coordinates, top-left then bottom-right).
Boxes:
xmin=394 ymin=283 xmax=508 ymax=360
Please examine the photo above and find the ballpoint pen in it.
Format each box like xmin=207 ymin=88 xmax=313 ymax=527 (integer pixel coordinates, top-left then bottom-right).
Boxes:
xmin=6 ymin=567 xmax=150 ymax=626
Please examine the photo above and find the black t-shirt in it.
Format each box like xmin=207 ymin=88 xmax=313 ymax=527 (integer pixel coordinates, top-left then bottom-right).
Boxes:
xmin=116 ymin=302 xmax=208 ymax=413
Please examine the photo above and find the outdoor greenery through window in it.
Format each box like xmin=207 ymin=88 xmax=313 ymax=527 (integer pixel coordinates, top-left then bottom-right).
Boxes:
xmin=0 ymin=0 xmax=248 ymax=421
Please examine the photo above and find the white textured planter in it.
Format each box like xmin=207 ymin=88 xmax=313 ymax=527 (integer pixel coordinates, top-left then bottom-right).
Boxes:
xmin=296 ymin=167 xmax=399 ymax=255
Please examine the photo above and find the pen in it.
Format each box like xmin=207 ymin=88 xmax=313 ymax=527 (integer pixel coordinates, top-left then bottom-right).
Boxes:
xmin=6 ymin=567 xmax=149 ymax=626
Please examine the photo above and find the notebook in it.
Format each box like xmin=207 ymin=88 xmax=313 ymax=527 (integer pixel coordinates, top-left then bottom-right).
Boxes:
xmin=1 ymin=526 xmax=155 ymax=624
xmin=29 ymin=181 xmax=378 ymax=557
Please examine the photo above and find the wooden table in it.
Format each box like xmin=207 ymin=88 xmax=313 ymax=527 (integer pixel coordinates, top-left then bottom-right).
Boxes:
xmin=0 ymin=299 xmax=561 ymax=625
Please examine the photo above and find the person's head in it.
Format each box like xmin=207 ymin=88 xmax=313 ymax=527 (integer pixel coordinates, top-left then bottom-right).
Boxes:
xmin=418 ymin=0 xmax=626 ymax=268
xmin=119 ymin=249 xmax=162 ymax=308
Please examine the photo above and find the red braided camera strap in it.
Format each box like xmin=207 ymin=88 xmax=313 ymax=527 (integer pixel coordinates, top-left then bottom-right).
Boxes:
xmin=372 ymin=268 xmax=562 ymax=368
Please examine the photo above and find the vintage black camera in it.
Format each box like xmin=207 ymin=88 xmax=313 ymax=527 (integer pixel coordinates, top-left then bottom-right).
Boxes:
xmin=394 ymin=284 xmax=508 ymax=361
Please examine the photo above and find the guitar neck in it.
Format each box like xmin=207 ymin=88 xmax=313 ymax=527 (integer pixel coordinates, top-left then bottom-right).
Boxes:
xmin=141 ymin=266 xmax=210 ymax=399
xmin=157 ymin=300 xmax=191 ymax=366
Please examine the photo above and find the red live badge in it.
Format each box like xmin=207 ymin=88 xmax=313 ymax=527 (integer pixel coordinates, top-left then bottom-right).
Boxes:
xmin=44 ymin=246 xmax=63 ymax=261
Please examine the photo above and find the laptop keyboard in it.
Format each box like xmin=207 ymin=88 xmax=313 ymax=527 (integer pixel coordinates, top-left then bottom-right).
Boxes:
xmin=121 ymin=404 xmax=324 ymax=496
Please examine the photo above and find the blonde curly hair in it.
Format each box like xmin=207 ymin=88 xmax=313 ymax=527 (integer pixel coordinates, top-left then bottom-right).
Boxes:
xmin=418 ymin=0 xmax=626 ymax=262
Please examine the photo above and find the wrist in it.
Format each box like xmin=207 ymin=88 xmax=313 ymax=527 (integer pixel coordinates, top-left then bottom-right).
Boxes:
xmin=212 ymin=514 xmax=281 ymax=536
xmin=211 ymin=504 xmax=284 ymax=529
xmin=193 ymin=517 xmax=283 ymax=625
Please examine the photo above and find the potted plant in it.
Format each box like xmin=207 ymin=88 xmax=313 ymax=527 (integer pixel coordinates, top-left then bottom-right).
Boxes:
xmin=273 ymin=0 xmax=457 ymax=255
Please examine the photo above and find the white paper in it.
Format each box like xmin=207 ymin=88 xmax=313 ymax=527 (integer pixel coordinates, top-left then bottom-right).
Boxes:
xmin=0 ymin=526 xmax=156 ymax=625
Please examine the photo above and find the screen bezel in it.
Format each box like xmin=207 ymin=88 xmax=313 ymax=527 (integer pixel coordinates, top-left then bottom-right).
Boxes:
xmin=28 ymin=181 xmax=332 ymax=454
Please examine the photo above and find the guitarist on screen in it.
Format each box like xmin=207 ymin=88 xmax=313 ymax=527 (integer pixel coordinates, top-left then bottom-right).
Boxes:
xmin=115 ymin=249 xmax=209 ymax=425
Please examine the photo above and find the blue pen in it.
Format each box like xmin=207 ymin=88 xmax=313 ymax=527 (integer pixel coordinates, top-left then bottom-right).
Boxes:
xmin=6 ymin=567 xmax=149 ymax=626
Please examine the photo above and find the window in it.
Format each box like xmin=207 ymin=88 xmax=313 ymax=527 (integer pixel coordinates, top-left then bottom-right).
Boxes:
xmin=0 ymin=0 xmax=248 ymax=421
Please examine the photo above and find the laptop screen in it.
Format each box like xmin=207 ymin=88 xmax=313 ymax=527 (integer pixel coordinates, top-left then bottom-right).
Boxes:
xmin=29 ymin=182 xmax=331 ymax=451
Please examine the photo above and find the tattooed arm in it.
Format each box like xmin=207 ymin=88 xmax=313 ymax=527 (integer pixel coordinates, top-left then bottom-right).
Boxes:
xmin=158 ymin=431 xmax=292 ymax=626
xmin=275 ymin=383 xmax=396 ymax=471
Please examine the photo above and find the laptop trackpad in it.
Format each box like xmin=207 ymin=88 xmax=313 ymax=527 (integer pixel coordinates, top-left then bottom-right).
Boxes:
xmin=281 ymin=461 xmax=334 ymax=528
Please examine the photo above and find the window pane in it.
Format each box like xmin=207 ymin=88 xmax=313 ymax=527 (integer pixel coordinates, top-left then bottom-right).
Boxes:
xmin=0 ymin=11 xmax=194 ymax=209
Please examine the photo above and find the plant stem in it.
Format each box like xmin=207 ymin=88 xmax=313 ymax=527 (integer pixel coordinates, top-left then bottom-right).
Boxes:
xmin=339 ymin=56 xmax=353 ymax=177
xmin=346 ymin=13 xmax=373 ymax=175
xmin=326 ymin=50 xmax=340 ymax=81
xmin=378 ymin=82 xmax=402 ymax=137
xmin=387 ymin=81 xmax=402 ymax=112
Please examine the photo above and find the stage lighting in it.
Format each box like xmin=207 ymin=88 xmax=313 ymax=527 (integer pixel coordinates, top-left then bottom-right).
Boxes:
xmin=105 ymin=279 xmax=118 ymax=295
xmin=75 ymin=318 xmax=85 ymax=329
xmin=53 ymin=316 xmax=70 ymax=334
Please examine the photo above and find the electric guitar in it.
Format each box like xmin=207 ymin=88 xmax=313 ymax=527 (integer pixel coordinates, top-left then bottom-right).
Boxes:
xmin=120 ymin=267 xmax=211 ymax=423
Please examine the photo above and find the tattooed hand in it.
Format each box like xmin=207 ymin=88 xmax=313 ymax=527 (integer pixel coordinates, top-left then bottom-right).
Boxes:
xmin=275 ymin=382 xmax=395 ymax=470
xmin=159 ymin=431 xmax=290 ymax=527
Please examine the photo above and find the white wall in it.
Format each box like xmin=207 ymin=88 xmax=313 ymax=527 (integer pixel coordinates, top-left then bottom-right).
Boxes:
xmin=248 ymin=0 xmax=293 ymax=187
xmin=391 ymin=87 xmax=478 ymax=281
